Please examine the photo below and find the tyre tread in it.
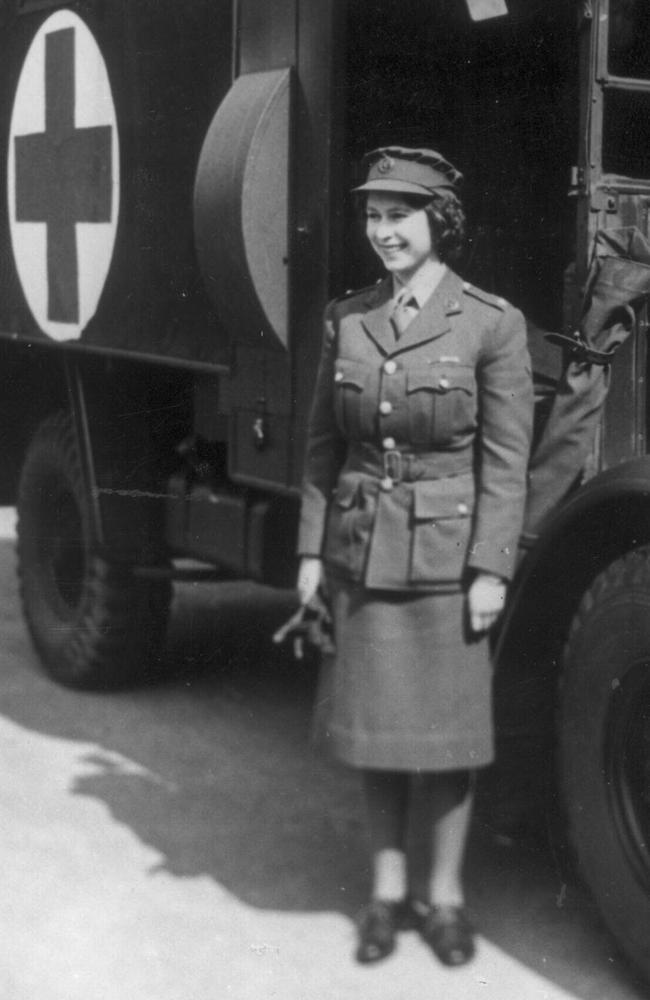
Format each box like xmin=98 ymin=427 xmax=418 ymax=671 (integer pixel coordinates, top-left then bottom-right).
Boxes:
xmin=559 ymin=544 xmax=650 ymax=984
xmin=17 ymin=411 xmax=171 ymax=690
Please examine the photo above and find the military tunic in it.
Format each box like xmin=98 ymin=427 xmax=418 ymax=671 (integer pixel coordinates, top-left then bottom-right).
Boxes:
xmin=298 ymin=267 xmax=533 ymax=771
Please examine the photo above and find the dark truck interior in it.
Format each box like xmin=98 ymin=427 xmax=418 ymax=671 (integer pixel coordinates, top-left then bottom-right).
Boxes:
xmin=342 ymin=0 xmax=577 ymax=348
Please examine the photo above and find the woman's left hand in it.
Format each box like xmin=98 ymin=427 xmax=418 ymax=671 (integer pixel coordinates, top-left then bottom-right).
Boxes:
xmin=468 ymin=573 xmax=507 ymax=633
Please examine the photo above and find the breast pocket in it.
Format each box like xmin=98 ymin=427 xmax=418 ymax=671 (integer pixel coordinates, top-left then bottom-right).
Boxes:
xmin=409 ymin=475 xmax=475 ymax=585
xmin=406 ymin=366 xmax=476 ymax=446
xmin=333 ymin=359 xmax=368 ymax=439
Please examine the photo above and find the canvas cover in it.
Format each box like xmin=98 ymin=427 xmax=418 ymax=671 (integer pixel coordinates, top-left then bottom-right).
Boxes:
xmin=525 ymin=227 xmax=650 ymax=535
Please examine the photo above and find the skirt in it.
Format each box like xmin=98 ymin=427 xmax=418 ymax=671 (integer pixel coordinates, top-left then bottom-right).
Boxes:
xmin=313 ymin=576 xmax=494 ymax=772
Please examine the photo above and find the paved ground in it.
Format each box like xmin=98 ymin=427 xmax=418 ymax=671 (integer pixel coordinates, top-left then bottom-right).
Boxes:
xmin=0 ymin=509 xmax=646 ymax=1000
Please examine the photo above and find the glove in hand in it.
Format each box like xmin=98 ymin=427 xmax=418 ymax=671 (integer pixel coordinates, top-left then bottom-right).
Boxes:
xmin=272 ymin=590 xmax=335 ymax=659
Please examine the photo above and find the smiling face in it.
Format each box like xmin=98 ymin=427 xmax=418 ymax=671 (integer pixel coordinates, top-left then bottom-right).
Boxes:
xmin=365 ymin=192 xmax=438 ymax=282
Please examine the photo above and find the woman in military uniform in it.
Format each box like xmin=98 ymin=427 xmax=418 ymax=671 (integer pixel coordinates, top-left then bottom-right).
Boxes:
xmin=296 ymin=147 xmax=533 ymax=966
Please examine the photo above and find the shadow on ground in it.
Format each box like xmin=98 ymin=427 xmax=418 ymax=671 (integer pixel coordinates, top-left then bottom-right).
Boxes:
xmin=0 ymin=538 xmax=642 ymax=999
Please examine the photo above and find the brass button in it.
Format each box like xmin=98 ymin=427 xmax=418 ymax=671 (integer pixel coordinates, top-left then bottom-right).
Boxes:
xmin=384 ymin=360 xmax=397 ymax=375
xmin=379 ymin=400 xmax=393 ymax=415
xmin=457 ymin=502 xmax=469 ymax=515
xmin=380 ymin=476 xmax=394 ymax=492
xmin=382 ymin=437 xmax=396 ymax=450
xmin=334 ymin=371 xmax=344 ymax=383
xmin=438 ymin=376 xmax=450 ymax=390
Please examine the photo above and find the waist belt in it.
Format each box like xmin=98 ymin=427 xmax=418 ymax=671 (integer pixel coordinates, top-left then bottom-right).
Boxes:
xmin=346 ymin=442 xmax=472 ymax=489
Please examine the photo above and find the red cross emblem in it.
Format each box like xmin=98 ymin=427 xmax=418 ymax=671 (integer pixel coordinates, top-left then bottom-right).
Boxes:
xmin=8 ymin=11 xmax=120 ymax=341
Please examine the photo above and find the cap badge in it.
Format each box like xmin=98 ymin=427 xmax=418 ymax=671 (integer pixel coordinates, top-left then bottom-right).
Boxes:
xmin=377 ymin=155 xmax=394 ymax=175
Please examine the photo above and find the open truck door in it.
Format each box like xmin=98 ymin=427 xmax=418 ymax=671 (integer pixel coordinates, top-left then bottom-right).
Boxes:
xmin=552 ymin=2 xmax=650 ymax=982
xmin=494 ymin=1 xmax=650 ymax=982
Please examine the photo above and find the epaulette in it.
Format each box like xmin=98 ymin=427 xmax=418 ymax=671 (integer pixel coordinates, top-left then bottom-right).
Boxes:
xmin=332 ymin=278 xmax=382 ymax=303
xmin=461 ymin=281 xmax=508 ymax=311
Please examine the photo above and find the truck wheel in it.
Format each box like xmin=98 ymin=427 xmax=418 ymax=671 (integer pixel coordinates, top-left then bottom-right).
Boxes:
xmin=16 ymin=411 xmax=171 ymax=690
xmin=559 ymin=546 xmax=650 ymax=982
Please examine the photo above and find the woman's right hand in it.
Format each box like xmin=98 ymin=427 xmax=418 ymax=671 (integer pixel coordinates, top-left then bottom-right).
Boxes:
xmin=297 ymin=556 xmax=323 ymax=606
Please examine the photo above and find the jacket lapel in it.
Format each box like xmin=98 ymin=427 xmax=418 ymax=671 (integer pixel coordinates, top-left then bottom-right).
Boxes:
xmin=360 ymin=270 xmax=465 ymax=357
xmin=393 ymin=269 xmax=464 ymax=354
xmin=359 ymin=279 xmax=395 ymax=356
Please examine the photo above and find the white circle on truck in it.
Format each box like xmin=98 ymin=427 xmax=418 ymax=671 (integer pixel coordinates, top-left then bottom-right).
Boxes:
xmin=7 ymin=10 xmax=120 ymax=342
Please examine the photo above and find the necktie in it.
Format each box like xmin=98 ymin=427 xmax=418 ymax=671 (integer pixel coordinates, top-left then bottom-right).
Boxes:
xmin=391 ymin=291 xmax=418 ymax=339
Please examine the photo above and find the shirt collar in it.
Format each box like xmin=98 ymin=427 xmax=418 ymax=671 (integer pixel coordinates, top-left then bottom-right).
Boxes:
xmin=392 ymin=261 xmax=447 ymax=308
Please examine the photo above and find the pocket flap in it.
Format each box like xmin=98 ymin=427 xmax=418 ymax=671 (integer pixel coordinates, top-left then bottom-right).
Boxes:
xmin=407 ymin=368 xmax=474 ymax=395
xmin=333 ymin=476 xmax=359 ymax=509
xmin=406 ymin=370 xmax=441 ymax=394
xmin=334 ymin=359 xmax=366 ymax=390
xmin=413 ymin=475 xmax=474 ymax=520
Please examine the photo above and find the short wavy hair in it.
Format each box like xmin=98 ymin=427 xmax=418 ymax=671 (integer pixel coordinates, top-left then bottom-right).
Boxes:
xmin=406 ymin=191 xmax=466 ymax=263
xmin=358 ymin=189 xmax=466 ymax=264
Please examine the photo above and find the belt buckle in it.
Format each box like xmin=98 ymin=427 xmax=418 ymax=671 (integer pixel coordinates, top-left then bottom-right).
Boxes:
xmin=383 ymin=449 xmax=403 ymax=484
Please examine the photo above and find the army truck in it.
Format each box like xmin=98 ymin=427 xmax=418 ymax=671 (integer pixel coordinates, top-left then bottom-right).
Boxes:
xmin=0 ymin=0 xmax=649 ymax=981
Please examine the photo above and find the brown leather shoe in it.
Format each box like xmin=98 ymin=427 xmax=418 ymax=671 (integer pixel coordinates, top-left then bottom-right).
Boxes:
xmin=419 ymin=904 xmax=475 ymax=966
xmin=355 ymin=900 xmax=400 ymax=964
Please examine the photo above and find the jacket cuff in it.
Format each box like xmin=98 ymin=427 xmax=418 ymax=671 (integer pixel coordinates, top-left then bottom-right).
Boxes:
xmin=466 ymin=546 xmax=516 ymax=582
